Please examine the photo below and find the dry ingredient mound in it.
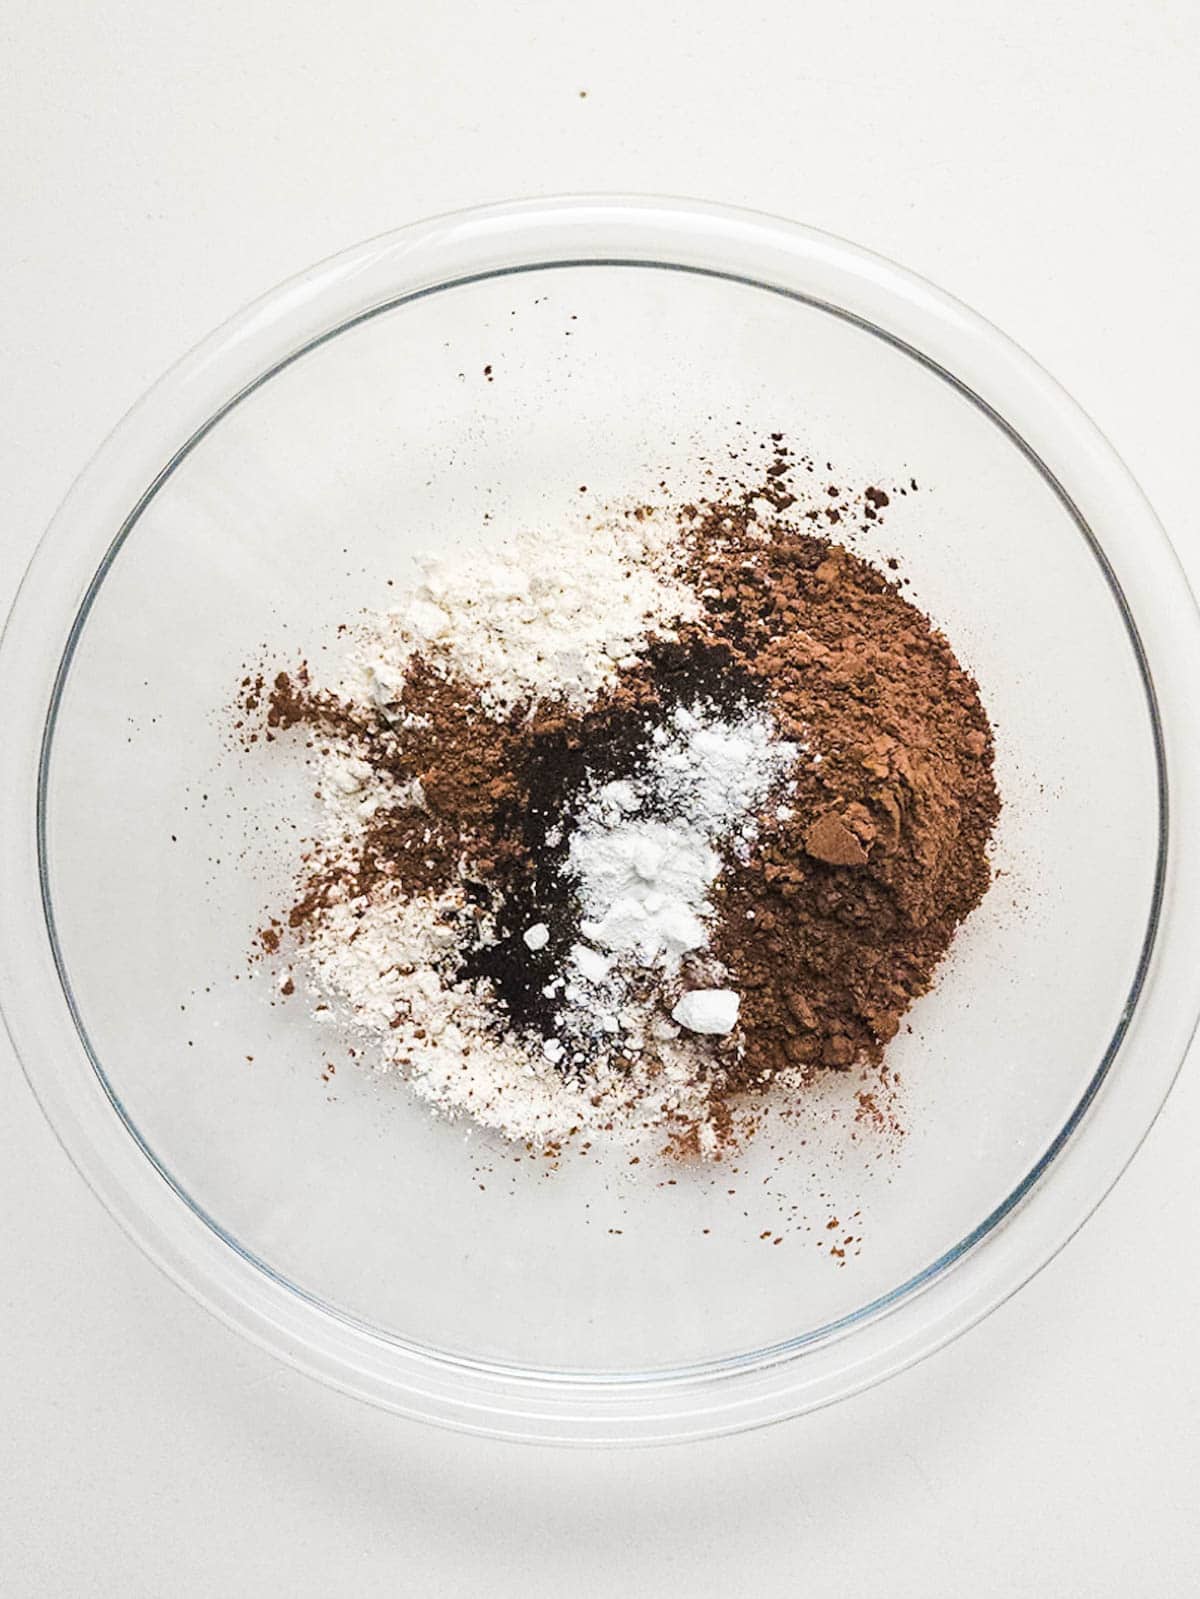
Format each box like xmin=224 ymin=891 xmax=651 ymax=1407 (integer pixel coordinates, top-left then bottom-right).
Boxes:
xmin=241 ymin=447 xmax=999 ymax=1158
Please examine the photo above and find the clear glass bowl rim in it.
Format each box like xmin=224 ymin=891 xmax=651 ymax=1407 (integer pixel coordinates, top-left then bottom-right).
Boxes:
xmin=3 ymin=194 xmax=1199 ymax=1446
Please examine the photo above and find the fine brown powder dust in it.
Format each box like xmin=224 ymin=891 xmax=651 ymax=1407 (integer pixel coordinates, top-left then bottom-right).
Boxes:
xmin=240 ymin=444 xmax=999 ymax=1157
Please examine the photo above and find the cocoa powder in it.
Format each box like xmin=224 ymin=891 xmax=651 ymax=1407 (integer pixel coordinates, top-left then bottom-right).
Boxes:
xmin=687 ymin=501 xmax=998 ymax=1083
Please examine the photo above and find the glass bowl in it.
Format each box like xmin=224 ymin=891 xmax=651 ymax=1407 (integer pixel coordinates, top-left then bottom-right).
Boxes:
xmin=2 ymin=196 xmax=1199 ymax=1446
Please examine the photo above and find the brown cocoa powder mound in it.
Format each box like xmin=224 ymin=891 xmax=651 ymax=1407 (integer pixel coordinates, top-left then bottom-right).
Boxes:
xmin=687 ymin=506 xmax=999 ymax=1085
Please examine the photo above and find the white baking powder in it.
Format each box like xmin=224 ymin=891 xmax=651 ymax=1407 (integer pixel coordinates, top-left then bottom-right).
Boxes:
xmin=554 ymin=700 xmax=798 ymax=1036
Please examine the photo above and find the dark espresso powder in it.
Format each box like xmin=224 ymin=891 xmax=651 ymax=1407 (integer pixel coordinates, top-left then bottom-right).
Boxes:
xmin=458 ymin=638 xmax=769 ymax=1034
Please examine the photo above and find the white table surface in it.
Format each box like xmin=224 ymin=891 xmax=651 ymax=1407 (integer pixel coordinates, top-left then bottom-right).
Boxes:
xmin=3 ymin=3 xmax=1198 ymax=1592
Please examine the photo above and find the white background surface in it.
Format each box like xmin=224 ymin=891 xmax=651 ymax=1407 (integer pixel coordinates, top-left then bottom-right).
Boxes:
xmin=2 ymin=2 xmax=1198 ymax=1592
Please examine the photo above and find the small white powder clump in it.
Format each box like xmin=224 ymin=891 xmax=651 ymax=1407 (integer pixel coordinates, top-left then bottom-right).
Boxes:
xmin=348 ymin=517 xmax=699 ymax=717
xmin=672 ymin=989 xmax=740 ymax=1035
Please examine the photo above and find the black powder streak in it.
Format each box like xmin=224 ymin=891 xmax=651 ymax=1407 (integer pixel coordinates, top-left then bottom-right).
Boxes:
xmin=457 ymin=702 xmax=649 ymax=1037
xmin=456 ymin=636 xmax=771 ymax=1043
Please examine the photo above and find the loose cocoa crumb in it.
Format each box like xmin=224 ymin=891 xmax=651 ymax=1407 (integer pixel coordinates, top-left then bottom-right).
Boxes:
xmin=803 ymin=812 xmax=870 ymax=868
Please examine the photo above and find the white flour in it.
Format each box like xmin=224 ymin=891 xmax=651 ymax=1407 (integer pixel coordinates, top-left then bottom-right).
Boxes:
xmin=303 ymin=881 xmax=722 ymax=1150
xmin=348 ymin=516 xmax=700 ymax=717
